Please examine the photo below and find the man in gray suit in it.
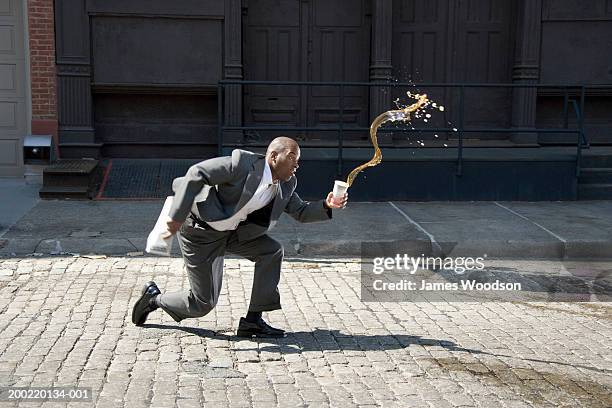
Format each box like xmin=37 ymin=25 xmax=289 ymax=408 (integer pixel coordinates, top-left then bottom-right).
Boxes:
xmin=132 ymin=137 xmax=348 ymax=337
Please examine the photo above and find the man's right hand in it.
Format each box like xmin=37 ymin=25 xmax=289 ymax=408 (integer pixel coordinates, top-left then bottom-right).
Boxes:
xmin=162 ymin=217 xmax=183 ymax=239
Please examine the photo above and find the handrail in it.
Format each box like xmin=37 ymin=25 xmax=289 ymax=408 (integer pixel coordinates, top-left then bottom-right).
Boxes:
xmin=458 ymin=86 xmax=464 ymax=176
xmin=220 ymin=80 xmax=612 ymax=89
xmin=218 ymin=81 xmax=609 ymax=178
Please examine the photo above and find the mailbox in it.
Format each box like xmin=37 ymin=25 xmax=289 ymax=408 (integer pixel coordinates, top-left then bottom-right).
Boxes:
xmin=24 ymin=134 xmax=54 ymax=164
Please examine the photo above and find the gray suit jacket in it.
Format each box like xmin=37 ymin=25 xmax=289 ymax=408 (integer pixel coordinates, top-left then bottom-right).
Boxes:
xmin=169 ymin=149 xmax=332 ymax=241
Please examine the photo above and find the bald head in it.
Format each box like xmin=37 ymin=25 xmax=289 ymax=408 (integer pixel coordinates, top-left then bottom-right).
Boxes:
xmin=266 ymin=136 xmax=299 ymax=156
xmin=266 ymin=136 xmax=300 ymax=182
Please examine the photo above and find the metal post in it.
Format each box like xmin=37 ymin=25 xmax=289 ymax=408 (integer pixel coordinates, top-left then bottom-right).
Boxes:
xmin=562 ymin=89 xmax=569 ymax=129
xmin=457 ymin=86 xmax=464 ymax=176
xmin=576 ymin=86 xmax=586 ymax=177
xmin=338 ymin=83 xmax=344 ymax=177
xmin=576 ymin=102 xmax=582 ymax=177
xmin=217 ymin=83 xmax=223 ymax=156
xmin=580 ymin=86 xmax=587 ymax=148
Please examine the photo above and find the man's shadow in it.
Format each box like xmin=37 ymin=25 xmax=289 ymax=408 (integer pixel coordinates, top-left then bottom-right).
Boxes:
xmin=142 ymin=324 xmax=612 ymax=374
xmin=144 ymin=324 xmax=472 ymax=353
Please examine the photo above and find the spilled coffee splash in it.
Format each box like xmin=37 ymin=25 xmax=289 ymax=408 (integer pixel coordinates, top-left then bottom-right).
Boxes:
xmin=345 ymin=92 xmax=436 ymax=187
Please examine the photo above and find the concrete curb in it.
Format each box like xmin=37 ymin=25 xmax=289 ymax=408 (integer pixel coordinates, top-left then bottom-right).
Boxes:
xmin=1 ymin=200 xmax=610 ymax=260
xmin=2 ymin=236 xmax=610 ymax=260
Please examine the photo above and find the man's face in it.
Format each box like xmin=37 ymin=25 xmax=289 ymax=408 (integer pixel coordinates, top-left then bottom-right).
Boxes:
xmin=270 ymin=145 xmax=300 ymax=182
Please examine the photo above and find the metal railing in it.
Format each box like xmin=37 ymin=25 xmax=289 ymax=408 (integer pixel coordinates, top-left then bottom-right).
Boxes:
xmin=218 ymin=81 xmax=609 ymax=177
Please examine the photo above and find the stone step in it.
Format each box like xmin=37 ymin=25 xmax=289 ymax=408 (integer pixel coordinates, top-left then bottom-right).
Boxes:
xmin=41 ymin=159 xmax=99 ymax=199
xmin=44 ymin=159 xmax=98 ymax=175
xmin=578 ymin=168 xmax=612 ymax=184
xmin=581 ymin=155 xmax=612 ymax=168
xmin=578 ymin=183 xmax=612 ymax=200
xmin=39 ymin=185 xmax=90 ymax=199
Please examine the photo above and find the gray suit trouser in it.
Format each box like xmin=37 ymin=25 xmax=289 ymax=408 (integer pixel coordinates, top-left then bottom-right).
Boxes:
xmin=158 ymin=216 xmax=283 ymax=322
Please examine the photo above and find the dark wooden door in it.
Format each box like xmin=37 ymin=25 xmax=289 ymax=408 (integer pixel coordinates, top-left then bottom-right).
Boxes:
xmin=451 ymin=0 xmax=514 ymax=135
xmin=392 ymin=0 xmax=515 ymax=142
xmin=243 ymin=0 xmax=303 ymax=133
xmin=392 ymin=0 xmax=451 ymax=140
xmin=307 ymin=0 xmax=370 ymax=141
xmin=243 ymin=0 xmax=370 ymax=144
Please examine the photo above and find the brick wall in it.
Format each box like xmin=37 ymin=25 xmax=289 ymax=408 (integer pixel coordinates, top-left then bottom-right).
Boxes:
xmin=27 ymin=0 xmax=58 ymax=145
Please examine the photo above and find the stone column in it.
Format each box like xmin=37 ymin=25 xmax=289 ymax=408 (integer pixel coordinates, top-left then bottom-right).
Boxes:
xmin=369 ymin=0 xmax=394 ymax=144
xmin=223 ymin=0 xmax=243 ymax=145
xmin=511 ymin=0 xmax=542 ymax=144
xmin=54 ymin=0 xmax=97 ymax=158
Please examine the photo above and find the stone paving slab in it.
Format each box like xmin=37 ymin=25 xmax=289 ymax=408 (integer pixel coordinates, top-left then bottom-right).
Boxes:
xmin=0 ymin=180 xmax=40 ymax=237
xmin=1 ymin=200 xmax=612 ymax=260
xmin=0 ymin=201 xmax=429 ymax=258
xmin=0 ymin=255 xmax=610 ymax=407
xmin=392 ymin=201 xmax=612 ymax=260
xmin=1 ymin=201 xmax=157 ymax=240
xmin=500 ymin=201 xmax=612 ymax=241
xmin=391 ymin=202 xmax=564 ymax=259
xmin=499 ymin=202 xmax=612 ymax=259
xmin=280 ymin=202 xmax=430 ymax=257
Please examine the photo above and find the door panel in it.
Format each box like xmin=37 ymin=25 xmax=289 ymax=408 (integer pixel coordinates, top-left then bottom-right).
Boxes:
xmin=392 ymin=0 xmax=450 ymax=139
xmin=0 ymin=0 xmax=25 ymax=176
xmin=392 ymin=0 xmax=514 ymax=141
xmin=244 ymin=0 xmax=303 ymax=134
xmin=452 ymin=0 xmax=513 ymax=133
xmin=243 ymin=0 xmax=370 ymax=143
xmin=309 ymin=0 xmax=370 ymax=137
xmin=244 ymin=27 xmax=302 ymax=126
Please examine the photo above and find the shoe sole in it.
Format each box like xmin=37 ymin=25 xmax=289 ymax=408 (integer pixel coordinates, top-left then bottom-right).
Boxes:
xmin=131 ymin=282 xmax=158 ymax=326
xmin=236 ymin=330 xmax=286 ymax=338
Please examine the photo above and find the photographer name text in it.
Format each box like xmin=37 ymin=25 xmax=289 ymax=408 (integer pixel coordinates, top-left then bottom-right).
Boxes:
xmin=372 ymin=279 xmax=521 ymax=291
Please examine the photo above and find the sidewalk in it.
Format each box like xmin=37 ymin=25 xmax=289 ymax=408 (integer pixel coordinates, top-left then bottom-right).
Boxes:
xmin=0 ymin=197 xmax=611 ymax=259
xmin=0 ymin=178 xmax=40 ymax=238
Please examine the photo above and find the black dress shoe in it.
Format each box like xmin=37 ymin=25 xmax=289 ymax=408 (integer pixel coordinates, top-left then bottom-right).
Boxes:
xmin=132 ymin=281 xmax=161 ymax=326
xmin=236 ymin=317 xmax=285 ymax=338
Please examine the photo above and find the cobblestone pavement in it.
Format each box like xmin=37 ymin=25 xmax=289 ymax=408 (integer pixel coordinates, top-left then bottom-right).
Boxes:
xmin=0 ymin=256 xmax=610 ymax=408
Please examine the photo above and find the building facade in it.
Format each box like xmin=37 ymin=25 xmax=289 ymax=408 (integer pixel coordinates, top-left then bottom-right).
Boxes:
xmin=49 ymin=0 xmax=611 ymax=160
xmin=3 ymin=0 xmax=611 ymax=177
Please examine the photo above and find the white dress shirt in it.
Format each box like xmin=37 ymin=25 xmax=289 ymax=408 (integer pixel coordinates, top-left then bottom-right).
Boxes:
xmin=206 ymin=160 xmax=278 ymax=231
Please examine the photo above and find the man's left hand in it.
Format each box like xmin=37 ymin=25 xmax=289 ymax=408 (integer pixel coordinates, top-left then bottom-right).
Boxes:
xmin=325 ymin=192 xmax=348 ymax=209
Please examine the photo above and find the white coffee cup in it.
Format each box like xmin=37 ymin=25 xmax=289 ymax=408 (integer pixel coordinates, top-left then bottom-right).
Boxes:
xmin=333 ymin=180 xmax=349 ymax=198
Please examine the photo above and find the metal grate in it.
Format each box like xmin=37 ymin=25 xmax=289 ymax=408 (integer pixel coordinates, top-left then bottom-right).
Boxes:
xmin=97 ymin=159 xmax=199 ymax=199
